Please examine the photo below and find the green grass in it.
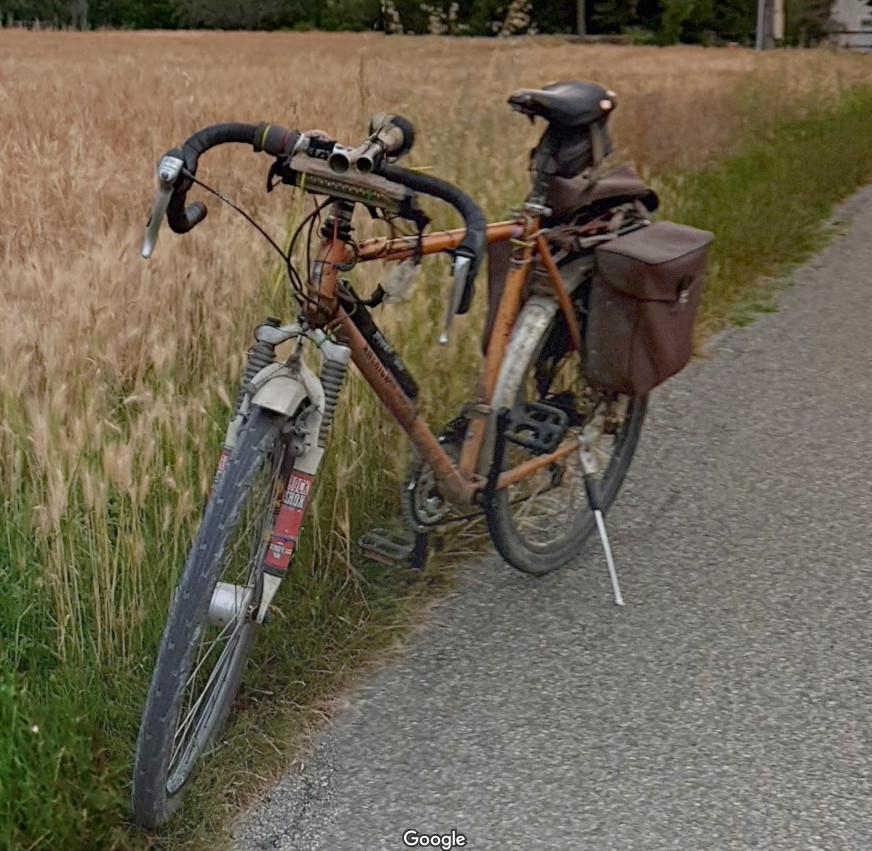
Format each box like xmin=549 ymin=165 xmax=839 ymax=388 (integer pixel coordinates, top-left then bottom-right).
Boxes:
xmin=655 ymin=85 xmax=872 ymax=336
xmin=4 ymin=81 xmax=872 ymax=851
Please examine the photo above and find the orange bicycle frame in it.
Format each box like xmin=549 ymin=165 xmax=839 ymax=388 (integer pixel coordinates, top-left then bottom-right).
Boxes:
xmin=305 ymin=208 xmax=584 ymax=509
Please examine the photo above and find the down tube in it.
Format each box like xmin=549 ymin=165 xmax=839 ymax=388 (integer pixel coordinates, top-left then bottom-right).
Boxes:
xmin=334 ymin=309 xmax=476 ymax=508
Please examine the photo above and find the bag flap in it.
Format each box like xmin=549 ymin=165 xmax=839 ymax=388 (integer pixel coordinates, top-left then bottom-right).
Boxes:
xmin=595 ymin=222 xmax=714 ymax=302
xmin=598 ymin=222 xmax=713 ymax=263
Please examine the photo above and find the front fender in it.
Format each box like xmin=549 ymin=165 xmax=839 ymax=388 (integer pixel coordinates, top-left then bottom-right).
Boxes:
xmin=253 ymin=375 xmax=309 ymax=418
xmin=248 ymin=362 xmax=324 ymax=424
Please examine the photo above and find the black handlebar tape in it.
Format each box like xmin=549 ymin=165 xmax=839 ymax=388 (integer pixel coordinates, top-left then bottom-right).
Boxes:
xmin=375 ymin=163 xmax=486 ymax=313
xmin=165 ymin=123 xmax=300 ymax=235
xmin=165 ymin=124 xmax=260 ymax=235
xmin=162 ymin=144 xmax=204 ymax=235
xmin=167 ymin=191 xmax=207 ymax=234
xmin=179 ymin=123 xmax=260 ymax=171
xmin=253 ymin=123 xmax=301 ymax=157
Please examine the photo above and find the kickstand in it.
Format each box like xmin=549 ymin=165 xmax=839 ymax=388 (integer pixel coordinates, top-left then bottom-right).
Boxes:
xmin=579 ymin=445 xmax=624 ymax=606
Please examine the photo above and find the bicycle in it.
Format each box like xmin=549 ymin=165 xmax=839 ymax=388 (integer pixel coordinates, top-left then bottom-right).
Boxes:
xmin=132 ymin=80 xmax=710 ymax=829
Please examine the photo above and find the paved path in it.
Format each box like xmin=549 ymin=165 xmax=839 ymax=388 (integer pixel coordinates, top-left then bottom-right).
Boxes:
xmin=235 ymin=189 xmax=872 ymax=851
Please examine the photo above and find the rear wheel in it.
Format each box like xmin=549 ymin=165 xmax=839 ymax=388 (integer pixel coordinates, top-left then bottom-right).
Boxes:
xmin=132 ymin=408 xmax=290 ymax=829
xmin=485 ymin=298 xmax=647 ymax=575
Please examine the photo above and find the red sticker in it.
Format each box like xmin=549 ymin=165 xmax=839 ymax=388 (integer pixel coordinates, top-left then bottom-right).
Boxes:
xmin=263 ymin=473 xmax=314 ymax=571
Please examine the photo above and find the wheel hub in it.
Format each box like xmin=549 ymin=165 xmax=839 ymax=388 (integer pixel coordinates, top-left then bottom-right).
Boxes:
xmin=207 ymin=582 xmax=254 ymax=628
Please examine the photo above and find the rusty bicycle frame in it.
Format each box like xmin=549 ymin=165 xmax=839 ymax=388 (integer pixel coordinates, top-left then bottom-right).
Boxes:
xmin=307 ymin=210 xmax=585 ymax=512
xmin=131 ymin=89 xmax=653 ymax=831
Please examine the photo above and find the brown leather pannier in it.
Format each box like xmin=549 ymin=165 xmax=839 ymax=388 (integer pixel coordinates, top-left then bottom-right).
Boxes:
xmin=585 ymin=222 xmax=714 ymax=395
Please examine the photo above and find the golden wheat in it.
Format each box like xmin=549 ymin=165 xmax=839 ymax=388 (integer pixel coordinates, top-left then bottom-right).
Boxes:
xmin=2 ymin=31 xmax=872 ymax=666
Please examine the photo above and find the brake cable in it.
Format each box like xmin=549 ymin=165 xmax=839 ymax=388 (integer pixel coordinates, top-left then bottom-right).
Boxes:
xmin=184 ymin=170 xmax=328 ymax=312
xmin=185 ymin=171 xmax=289 ymax=269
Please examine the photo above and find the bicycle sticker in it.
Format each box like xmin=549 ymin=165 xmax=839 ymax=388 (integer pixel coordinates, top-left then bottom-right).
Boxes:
xmin=282 ymin=474 xmax=311 ymax=510
xmin=263 ymin=472 xmax=314 ymax=572
xmin=209 ymin=448 xmax=233 ymax=500
xmin=266 ymin=534 xmax=295 ymax=565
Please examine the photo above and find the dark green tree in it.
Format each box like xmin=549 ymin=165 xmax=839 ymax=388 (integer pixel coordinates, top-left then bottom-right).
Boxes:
xmin=786 ymin=0 xmax=833 ymax=44
xmin=171 ymin=0 xmax=281 ymax=28
xmin=592 ymin=0 xmax=639 ymax=32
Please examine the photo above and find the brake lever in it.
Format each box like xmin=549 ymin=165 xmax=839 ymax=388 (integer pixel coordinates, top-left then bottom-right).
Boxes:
xmin=141 ymin=154 xmax=185 ymax=259
xmin=439 ymin=254 xmax=472 ymax=345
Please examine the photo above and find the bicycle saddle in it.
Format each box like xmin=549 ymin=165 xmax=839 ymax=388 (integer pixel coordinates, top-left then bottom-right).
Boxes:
xmin=508 ymin=81 xmax=615 ymax=128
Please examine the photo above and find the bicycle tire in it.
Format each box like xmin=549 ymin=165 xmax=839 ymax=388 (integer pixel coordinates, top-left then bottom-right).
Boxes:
xmin=485 ymin=296 xmax=647 ymax=575
xmin=132 ymin=407 xmax=288 ymax=829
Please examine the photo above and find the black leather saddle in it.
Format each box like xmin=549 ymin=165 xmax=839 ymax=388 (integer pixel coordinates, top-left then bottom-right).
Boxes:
xmin=508 ymin=81 xmax=615 ymax=128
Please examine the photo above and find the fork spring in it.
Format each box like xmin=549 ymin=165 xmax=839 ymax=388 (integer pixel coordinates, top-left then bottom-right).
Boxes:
xmin=318 ymin=357 xmax=348 ymax=446
xmin=237 ymin=339 xmax=277 ymax=407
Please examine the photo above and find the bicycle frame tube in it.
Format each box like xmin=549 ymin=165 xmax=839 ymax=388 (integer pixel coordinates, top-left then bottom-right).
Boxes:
xmin=456 ymin=233 xmax=537 ymax=479
xmin=309 ymin=206 xmax=583 ymax=507
xmin=535 ymin=233 xmax=583 ymax=355
xmin=332 ymin=304 xmax=479 ymax=506
xmin=356 ymin=221 xmax=522 ymax=263
xmin=358 ymin=221 xmax=581 ymax=392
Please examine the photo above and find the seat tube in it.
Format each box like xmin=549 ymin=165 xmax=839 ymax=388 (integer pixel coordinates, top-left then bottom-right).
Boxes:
xmin=458 ymin=233 xmax=536 ymax=478
xmin=481 ymin=237 xmax=536 ymax=400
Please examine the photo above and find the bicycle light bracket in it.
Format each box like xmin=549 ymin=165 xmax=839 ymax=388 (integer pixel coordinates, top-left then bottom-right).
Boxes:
xmin=269 ymin=148 xmax=414 ymax=214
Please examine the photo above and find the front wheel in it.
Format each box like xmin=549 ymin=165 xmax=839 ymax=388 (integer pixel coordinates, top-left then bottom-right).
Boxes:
xmin=485 ymin=298 xmax=647 ymax=576
xmin=132 ymin=408 xmax=290 ymax=829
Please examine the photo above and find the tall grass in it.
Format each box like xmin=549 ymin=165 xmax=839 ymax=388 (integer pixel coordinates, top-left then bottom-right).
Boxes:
xmin=2 ymin=31 xmax=872 ymax=849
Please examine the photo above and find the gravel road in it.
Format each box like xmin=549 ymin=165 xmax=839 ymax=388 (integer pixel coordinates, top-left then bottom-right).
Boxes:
xmin=234 ymin=187 xmax=872 ymax=851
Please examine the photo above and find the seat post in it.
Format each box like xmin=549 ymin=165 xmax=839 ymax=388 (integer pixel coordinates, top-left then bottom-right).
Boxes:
xmin=525 ymin=136 xmax=556 ymax=209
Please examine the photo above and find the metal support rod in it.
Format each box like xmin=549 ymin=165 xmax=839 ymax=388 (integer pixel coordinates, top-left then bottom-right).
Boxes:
xmin=594 ymin=508 xmax=624 ymax=607
xmin=580 ymin=439 xmax=625 ymax=606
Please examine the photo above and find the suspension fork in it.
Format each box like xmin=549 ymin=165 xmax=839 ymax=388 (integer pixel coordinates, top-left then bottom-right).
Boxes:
xmin=253 ymin=334 xmax=351 ymax=623
xmin=256 ymin=440 xmax=324 ymax=623
xmin=210 ymin=318 xmax=287 ymax=499
xmin=209 ymin=320 xmax=352 ymax=623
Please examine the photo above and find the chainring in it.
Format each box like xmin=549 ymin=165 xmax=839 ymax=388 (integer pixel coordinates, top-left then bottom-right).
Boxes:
xmin=404 ymin=416 xmax=467 ymax=532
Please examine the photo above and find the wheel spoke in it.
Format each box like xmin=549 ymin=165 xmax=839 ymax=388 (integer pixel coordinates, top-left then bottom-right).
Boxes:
xmin=487 ymin=303 xmax=646 ymax=574
xmin=133 ymin=411 xmax=290 ymax=825
xmin=170 ymin=614 xmax=247 ymax=773
xmin=168 ymin=444 xmax=282 ymax=778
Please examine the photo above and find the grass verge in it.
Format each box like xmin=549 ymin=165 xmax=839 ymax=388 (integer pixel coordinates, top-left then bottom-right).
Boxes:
xmin=656 ymin=85 xmax=872 ymax=337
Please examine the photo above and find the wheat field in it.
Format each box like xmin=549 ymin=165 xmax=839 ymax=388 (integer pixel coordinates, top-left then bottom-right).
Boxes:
xmin=3 ymin=30 xmax=872 ymax=848
xmin=3 ymin=32 xmax=871 ymax=659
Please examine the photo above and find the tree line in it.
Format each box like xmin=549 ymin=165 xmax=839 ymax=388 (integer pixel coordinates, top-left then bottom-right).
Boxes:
xmin=0 ymin=0 xmax=832 ymax=46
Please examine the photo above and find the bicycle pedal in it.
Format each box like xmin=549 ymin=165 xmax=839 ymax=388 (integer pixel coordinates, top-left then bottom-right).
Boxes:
xmin=358 ymin=528 xmax=429 ymax=570
xmin=504 ymin=401 xmax=569 ymax=454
